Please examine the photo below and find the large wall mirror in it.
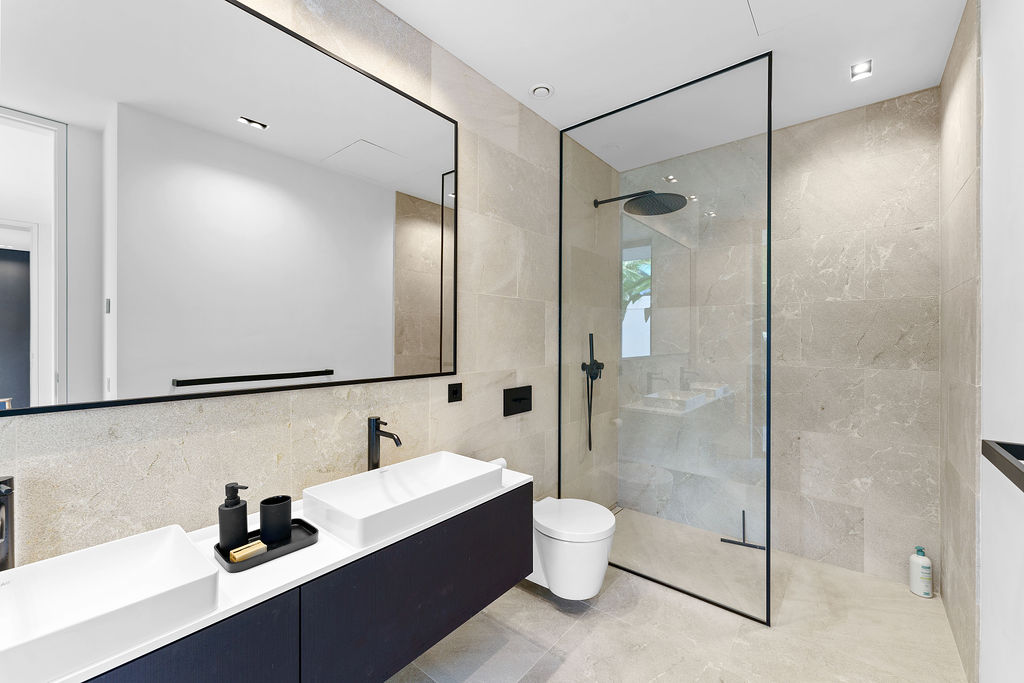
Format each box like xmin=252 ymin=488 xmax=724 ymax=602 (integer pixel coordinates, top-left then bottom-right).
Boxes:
xmin=0 ymin=0 xmax=457 ymax=414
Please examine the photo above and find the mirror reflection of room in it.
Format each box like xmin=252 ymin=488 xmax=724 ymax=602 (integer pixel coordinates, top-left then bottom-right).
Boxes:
xmin=0 ymin=0 xmax=456 ymax=409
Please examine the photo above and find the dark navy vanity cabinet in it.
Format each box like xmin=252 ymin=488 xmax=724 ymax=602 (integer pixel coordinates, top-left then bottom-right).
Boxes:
xmin=92 ymin=590 xmax=301 ymax=682
xmin=91 ymin=484 xmax=532 ymax=683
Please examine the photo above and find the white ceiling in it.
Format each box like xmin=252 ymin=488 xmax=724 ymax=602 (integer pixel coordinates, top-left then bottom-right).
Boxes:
xmin=376 ymin=0 xmax=967 ymax=132
xmin=0 ymin=0 xmax=455 ymax=203
xmin=567 ymin=57 xmax=768 ymax=171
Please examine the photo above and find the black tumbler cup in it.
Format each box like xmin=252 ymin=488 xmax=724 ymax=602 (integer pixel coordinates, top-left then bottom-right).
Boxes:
xmin=260 ymin=495 xmax=292 ymax=545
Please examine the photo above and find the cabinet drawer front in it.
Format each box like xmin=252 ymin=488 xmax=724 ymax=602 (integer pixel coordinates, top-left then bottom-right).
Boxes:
xmin=91 ymin=589 xmax=300 ymax=683
xmin=300 ymin=484 xmax=532 ymax=682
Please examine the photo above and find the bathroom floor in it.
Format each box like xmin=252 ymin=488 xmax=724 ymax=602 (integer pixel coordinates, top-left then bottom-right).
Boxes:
xmin=390 ymin=550 xmax=966 ymax=682
xmin=610 ymin=507 xmax=767 ymax=619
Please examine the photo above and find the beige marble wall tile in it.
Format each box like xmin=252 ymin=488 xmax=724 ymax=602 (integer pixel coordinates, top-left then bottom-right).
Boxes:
xmin=478 ymin=137 xmax=558 ymax=235
xmin=695 ymin=244 xmax=755 ymax=306
xmin=865 ymin=88 xmax=941 ymax=158
xmin=772 ymin=365 xmax=865 ymax=435
xmin=457 ymin=210 xmax=519 ymax=297
xmin=940 ymin=278 xmax=980 ymax=385
xmin=937 ymin=9 xmax=981 ymax=676
xmin=800 ymin=298 xmax=939 ymax=370
xmin=456 ymin=129 xmax=480 ymax=214
xmin=427 ymin=371 xmax=517 ymax=456
xmin=477 ymin=295 xmax=547 ymax=370
xmin=772 ymin=106 xmax=866 ymax=168
xmin=516 ymin=104 xmax=559 ymax=175
xmin=941 ymin=173 xmax=980 ymax=293
xmin=943 ymin=378 xmax=980 ymax=488
xmin=517 ymin=230 xmax=558 ymax=302
xmin=772 ymin=302 xmax=802 ymax=364
xmin=865 ymin=222 xmax=940 ymax=299
xmin=940 ymin=0 xmax=979 ymax=210
xmin=774 ymin=146 xmax=939 ymax=238
xmin=799 ymin=495 xmax=865 ymax=571
xmin=247 ymin=0 xmax=432 ymax=103
xmin=773 ymin=231 xmax=865 ymax=303
xmin=697 ymin=305 xmax=758 ymax=364
xmin=15 ymin=402 xmax=194 ymax=563
xmin=861 ymin=369 xmax=940 ymax=447
xmin=430 ymin=44 xmax=519 ymax=154
xmin=567 ymin=246 xmax=618 ymax=308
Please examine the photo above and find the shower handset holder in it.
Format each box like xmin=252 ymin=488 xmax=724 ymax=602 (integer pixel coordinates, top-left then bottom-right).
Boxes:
xmin=581 ymin=333 xmax=604 ymax=451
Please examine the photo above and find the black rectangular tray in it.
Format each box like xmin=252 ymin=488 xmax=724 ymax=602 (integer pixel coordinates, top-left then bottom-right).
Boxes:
xmin=214 ymin=518 xmax=318 ymax=573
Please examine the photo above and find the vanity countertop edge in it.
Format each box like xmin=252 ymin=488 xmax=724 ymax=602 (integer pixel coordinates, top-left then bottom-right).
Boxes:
xmin=58 ymin=468 xmax=533 ymax=683
xmin=981 ymin=440 xmax=1024 ymax=495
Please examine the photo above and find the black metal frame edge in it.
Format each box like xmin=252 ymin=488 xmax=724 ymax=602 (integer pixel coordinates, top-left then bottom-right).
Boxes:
xmin=4 ymin=0 xmax=458 ymax=418
xmin=172 ymin=369 xmax=334 ymax=388
xmin=982 ymin=440 xmax=1024 ymax=495
xmin=765 ymin=50 xmax=774 ymax=628
xmin=557 ymin=51 xmax=773 ymax=627
xmin=609 ymin=562 xmax=769 ymax=625
xmin=557 ymin=132 xmax=564 ymax=499
xmin=562 ymin=51 xmax=773 ymax=134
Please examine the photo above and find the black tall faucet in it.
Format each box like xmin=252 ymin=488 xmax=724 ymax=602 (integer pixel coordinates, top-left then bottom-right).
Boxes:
xmin=368 ymin=416 xmax=402 ymax=470
xmin=0 ymin=476 xmax=13 ymax=572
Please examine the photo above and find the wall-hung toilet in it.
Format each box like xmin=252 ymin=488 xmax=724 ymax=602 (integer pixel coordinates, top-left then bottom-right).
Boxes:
xmin=526 ymin=497 xmax=616 ymax=600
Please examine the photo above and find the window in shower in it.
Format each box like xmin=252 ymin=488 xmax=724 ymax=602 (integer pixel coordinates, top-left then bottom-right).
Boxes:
xmin=559 ymin=53 xmax=772 ymax=624
xmin=621 ymin=244 xmax=651 ymax=359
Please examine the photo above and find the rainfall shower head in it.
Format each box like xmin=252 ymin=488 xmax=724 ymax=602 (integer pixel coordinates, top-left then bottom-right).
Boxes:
xmin=593 ymin=190 xmax=688 ymax=216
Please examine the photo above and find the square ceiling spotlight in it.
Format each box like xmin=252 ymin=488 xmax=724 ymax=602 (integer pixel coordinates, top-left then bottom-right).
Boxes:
xmin=850 ymin=59 xmax=873 ymax=82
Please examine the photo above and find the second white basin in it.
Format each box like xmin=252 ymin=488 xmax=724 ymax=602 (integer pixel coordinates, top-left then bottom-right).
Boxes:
xmin=0 ymin=525 xmax=218 ymax=682
xmin=303 ymin=451 xmax=503 ymax=548
xmin=642 ymin=389 xmax=707 ymax=411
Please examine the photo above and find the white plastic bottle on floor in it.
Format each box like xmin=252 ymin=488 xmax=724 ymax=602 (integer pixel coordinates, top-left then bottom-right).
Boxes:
xmin=909 ymin=546 xmax=933 ymax=598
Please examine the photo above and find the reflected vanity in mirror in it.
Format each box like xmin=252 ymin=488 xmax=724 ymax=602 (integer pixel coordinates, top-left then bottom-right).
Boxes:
xmin=0 ymin=0 xmax=457 ymax=413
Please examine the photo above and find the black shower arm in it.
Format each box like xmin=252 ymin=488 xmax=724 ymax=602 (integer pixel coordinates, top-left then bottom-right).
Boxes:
xmin=593 ymin=190 xmax=655 ymax=208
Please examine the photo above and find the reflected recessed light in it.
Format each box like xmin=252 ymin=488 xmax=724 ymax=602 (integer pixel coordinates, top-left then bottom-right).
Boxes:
xmin=704 ymin=210 xmax=717 ymax=217
xmin=447 ymin=192 xmax=456 ymax=198
xmin=850 ymin=59 xmax=873 ymax=82
xmin=663 ymin=175 xmax=678 ymax=183
xmin=530 ymin=83 xmax=553 ymax=99
xmin=237 ymin=115 xmax=268 ymax=130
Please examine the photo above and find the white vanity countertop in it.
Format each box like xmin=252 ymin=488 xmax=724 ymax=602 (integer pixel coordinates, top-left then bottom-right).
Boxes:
xmin=60 ymin=468 xmax=532 ymax=683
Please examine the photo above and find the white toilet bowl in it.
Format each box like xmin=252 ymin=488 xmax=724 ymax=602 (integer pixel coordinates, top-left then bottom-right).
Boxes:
xmin=525 ymin=497 xmax=616 ymax=600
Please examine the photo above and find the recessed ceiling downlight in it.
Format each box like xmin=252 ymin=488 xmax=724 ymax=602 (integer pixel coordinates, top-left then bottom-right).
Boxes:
xmin=663 ymin=175 xmax=678 ymax=183
xmin=530 ymin=83 xmax=553 ymax=99
xmin=237 ymin=115 xmax=268 ymax=130
xmin=850 ymin=59 xmax=873 ymax=82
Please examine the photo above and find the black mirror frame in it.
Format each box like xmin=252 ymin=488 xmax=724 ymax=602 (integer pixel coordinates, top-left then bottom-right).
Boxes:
xmin=1 ymin=0 xmax=458 ymax=417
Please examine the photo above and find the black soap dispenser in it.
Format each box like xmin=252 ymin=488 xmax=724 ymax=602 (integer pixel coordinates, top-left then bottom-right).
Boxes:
xmin=219 ymin=482 xmax=249 ymax=552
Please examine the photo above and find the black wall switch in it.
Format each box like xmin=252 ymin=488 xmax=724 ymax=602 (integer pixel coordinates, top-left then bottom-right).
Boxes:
xmin=503 ymin=385 xmax=532 ymax=417
xmin=448 ymin=382 xmax=463 ymax=403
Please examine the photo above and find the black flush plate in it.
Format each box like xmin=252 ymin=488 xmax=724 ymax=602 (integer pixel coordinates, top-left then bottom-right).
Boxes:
xmin=503 ymin=385 xmax=532 ymax=417
xmin=448 ymin=382 xmax=462 ymax=403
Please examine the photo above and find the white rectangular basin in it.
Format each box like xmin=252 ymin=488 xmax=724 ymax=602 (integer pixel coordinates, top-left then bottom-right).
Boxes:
xmin=303 ymin=451 xmax=503 ymax=548
xmin=0 ymin=525 xmax=218 ymax=682
xmin=642 ymin=389 xmax=707 ymax=411
xmin=690 ymin=382 xmax=730 ymax=399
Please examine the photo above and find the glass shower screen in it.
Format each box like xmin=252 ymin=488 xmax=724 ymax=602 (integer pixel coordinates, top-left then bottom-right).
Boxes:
xmin=558 ymin=54 xmax=771 ymax=623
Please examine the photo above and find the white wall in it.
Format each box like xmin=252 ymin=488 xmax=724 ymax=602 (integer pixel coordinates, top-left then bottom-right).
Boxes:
xmin=979 ymin=457 xmax=1024 ymax=681
xmin=113 ymin=105 xmax=395 ymax=399
xmin=980 ymin=2 xmax=1024 ymax=679
xmin=0 ymin=115 xmax=57 ymax=405
xmin=981 ymin=0 xmax=1024 ymax=441
xmin=66 ymin=125 xmax=104 ymax=402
